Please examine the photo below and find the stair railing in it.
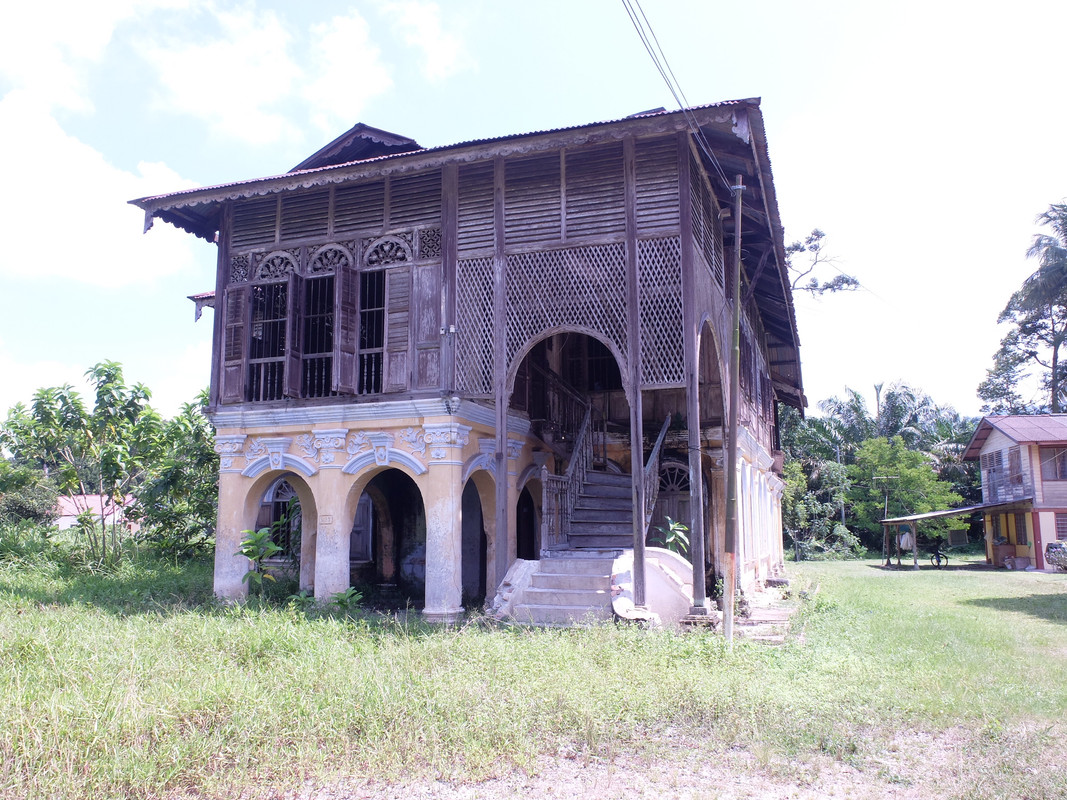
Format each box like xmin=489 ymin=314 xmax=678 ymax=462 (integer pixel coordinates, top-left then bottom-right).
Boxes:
xmin=643 ymin=415 xmax=672 ymax=531
xmin=541 ymin=405 xmax=593 ymax=551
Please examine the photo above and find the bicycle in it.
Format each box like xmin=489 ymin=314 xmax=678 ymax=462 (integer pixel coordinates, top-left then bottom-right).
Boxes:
xmin=929 ymin=543 xmax=949 ymax=569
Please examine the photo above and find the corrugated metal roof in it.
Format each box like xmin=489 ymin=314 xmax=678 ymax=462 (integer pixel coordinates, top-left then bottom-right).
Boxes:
xmin=131 ymin=99 xmax=753 ymax=207
xmin=964 ymin=414 xmax=1067 ymax=459
xmin=882 ymin=498 xmax=1032 ymax=524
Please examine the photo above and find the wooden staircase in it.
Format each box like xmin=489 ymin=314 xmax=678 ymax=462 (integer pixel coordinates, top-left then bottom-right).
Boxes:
xmin=567 ymin=471 xmax=635 ymax=549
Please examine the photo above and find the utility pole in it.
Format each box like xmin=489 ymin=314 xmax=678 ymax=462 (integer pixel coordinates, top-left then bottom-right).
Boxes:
xmin=723 ymin=175 xmax=744 ymax=647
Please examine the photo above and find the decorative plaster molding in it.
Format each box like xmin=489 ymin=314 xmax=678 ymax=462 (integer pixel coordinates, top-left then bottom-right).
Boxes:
xmin=295 ymin=428 xmax=349 ymax=466
xmin=342 ymin=448 xmax=427 ymax=476
xmin=214 ymin=434 xmax=247 ymax=472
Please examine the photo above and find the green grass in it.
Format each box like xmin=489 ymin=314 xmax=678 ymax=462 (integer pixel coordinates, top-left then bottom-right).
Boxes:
xmin=1 ymin=550 xmax=1065 ymax=799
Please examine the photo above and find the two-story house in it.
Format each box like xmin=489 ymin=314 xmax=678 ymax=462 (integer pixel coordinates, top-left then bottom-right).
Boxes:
xmin=131 ymin=99 xmax=803 ymax=621
xmin=963 ymin=415 xmax=1067 ymax=569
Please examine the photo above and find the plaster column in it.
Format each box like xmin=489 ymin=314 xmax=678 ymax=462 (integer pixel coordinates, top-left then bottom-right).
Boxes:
xmin=214 ymin=469 xmax=252 ymax=601
xmin=423 ymin=460 xmax=464 ymax=622
xmin=312 ymin=467 xmax=347 ymax=602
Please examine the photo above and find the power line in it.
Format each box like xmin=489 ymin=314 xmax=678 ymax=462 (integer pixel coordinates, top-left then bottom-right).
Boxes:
xmin=619 ymin=0 xmax=731 ymax=191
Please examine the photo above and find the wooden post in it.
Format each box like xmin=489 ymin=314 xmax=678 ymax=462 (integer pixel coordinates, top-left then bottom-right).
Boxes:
xmin=724 ymin=175 xmax=744 ymax=646
xmin=679 ymin=135 xmax=706 ymax=612
xmin=624 ymin=136 xmax=647 ymax=608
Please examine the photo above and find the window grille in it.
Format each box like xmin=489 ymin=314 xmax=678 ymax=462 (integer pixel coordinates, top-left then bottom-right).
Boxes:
xmin=358 ymin=270 xmax=386 ymax=394
xmin=302 ymin=275 xmax=335 ymax=398
xmin=248 ymin=282 xmax=287 ymax=401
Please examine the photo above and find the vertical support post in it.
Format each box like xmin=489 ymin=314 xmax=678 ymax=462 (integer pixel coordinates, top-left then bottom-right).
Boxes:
xmin=679 ymin=136 xmax=706 ymax=612
xmin=724 ymin=174 xmax=745 ymax=646
xmin=624 ymin=136 xmax=646 ymax=607
xmin=492 ymin=156 xmax=511 ymax=594
xmin=441 ymin=163 xmax=459 ymax=395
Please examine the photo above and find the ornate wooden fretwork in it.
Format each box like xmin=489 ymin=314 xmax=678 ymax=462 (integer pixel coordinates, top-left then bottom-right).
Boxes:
xmin=638 ymin=237 xmax=684 ymax=385
xmin=255 ymin=250 xmax=298 ymax=281
xmin=455 ymin=256 xmax=495 ymax=394
xmin=505 ymin=243 xmax=629 ymax=370
xmin=418 ymin=227 xmax=442 ymax=260
xmin=308 ymin=244 xmax=352 ymax=274
xmin=363 ymin=235 xmax=412 ymax=267
xmin=229 ymin=255 xmax=250 ymax=283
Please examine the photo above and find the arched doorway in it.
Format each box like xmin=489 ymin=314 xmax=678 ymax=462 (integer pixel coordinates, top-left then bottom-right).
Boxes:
xmin=516 ymin=485 xmax=539 ymax=560
xmin=251 ymin=475 xmax=309 ymax=590
xmin=349 ymin=469 xmax=426 ymax=608
xmin=460 ymin=480 xmax=488 ymax=606
xmin=511 ymin=331 xmax=630 ymax=470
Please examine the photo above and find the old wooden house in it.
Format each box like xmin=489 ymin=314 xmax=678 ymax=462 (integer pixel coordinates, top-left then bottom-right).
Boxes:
xmin=963 ymin=414 xmax=1067 ymax=570
xmin=132 ymin=99 xmax=803 ymax=622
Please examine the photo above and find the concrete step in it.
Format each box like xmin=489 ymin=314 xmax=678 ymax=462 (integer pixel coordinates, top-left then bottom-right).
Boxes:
xmin=522 ymin=587 xmax=611 ymax=606
xmin=512 ymin=602 xmax=613 ymax=626
xmin=531 ymin=571 xmax=611 ymax=590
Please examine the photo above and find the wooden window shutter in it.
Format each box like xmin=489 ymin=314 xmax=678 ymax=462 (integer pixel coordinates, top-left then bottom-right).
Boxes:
xmin=284 ymin=272 xmax=304 ymax=398
xmin=384 ymin=266 xmax=411 ymax=392
xmin=222 ymin=284 xmax=249 ymax=403
xmin=333 ymin=264 xmax=359 ymax=394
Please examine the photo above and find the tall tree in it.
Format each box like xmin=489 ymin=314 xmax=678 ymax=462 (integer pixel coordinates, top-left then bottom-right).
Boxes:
xmin=786 ymin=229 xmax=860 ymax=296
xmin=979 ymin=202 xmax=1067 ymax=413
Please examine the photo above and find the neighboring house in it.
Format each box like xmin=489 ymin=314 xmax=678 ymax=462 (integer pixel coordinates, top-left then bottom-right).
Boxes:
xmin=55 ymin=494 xmax=136 ymax=533
xmin=131 ymin=99 xmax=804 ymax=621
xmin=963 ymin=415 xmax=1067 ymax=570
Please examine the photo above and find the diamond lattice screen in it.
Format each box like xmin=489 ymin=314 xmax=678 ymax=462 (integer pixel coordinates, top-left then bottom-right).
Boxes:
xmin=639 ymin=237 xmax=684 ymax=385
xmin=455 ymin=257 xmax=495 ymax=394
xmin=505 ymin=244 xmax=628 ymax=370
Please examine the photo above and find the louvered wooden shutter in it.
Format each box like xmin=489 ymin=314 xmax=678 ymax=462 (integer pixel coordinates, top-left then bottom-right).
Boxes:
xmin=565 ymin=143 xmax=624 ymax=239
xmin=504 ymin=153 xmax=561 ymax=247
xmin=221 ymin=285 xmax=249 ymax=403
xmin=384 ymin=267 xmax=411 ymax=392
xmin=413 ymin=264 xmax=441 ymax=390
xmin=284 ymin=273 xmax=304 ymax=398
xmin=333 ymin=265 xmax=359 ymax=394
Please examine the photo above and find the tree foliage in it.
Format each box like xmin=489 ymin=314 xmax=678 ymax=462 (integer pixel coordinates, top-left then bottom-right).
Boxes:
xmin=1 ymin=362 xmax=217 ymax=563
xmin=786 ymin=229 xmax=860 ymax=297
xmin=979 ymin=202 xmax=1067 ymax=413
xmin=848 ymin=437 xmax=965 ymax=545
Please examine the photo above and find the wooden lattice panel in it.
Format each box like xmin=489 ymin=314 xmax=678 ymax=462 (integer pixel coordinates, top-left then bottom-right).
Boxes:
xmin=455 ymin=257 xmax=495 ymax=394
xmin=505 ymin=243 xmax=628 ymax=371
xmin=638 ymin=237 xmax=684 ymax=385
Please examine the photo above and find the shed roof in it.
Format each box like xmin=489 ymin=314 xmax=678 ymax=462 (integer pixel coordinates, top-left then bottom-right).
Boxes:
xmin=963 ymin=415 xmax=1067 ymax=460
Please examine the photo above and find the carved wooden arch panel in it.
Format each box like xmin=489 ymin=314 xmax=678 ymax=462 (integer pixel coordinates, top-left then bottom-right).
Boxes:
xmin=363 ymin=235 xmax=413 ymax=267
xmin=255 ymin=250 xmax=299 ymax=282
xmin=308 ymin=243 xmax=353 ymax=275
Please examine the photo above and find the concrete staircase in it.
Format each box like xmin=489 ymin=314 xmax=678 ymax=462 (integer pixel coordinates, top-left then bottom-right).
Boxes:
xmin=511 ymin=551 xmax=619 ymax=625
xmin=567 ymin=471 xmax=635 ymax=549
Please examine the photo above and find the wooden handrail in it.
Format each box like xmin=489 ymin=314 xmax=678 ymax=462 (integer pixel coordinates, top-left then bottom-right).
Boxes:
xmin=643 ymin=415 xmax=672 ymax=528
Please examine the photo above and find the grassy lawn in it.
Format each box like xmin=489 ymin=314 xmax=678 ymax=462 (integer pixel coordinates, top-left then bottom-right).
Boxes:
xmin=1 ymin=552 xmax=1065 ymax=799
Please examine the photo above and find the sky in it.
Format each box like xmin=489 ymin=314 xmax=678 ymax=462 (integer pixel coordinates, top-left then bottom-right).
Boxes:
xmin=1 ymin=0 xmax=1065 ymax=421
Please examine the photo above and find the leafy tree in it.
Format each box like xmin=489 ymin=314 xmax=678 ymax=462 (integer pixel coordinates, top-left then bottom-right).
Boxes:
xmin=848 ymin=437 xmax=965 ymax=547
xmin=782 ymin=458 xmax=859 ymax=559
xmin=1 ymin=361 xmax=161 ymax=564
xmin=979 ymin=202 xmax=1067 ymax=413
xmin=786 ymin=229 xmax=860 ymax=297
xmin=0 ymin=459 xmax=58 ymax=527
xmin=129 ymin=390 xmax=218 ymax=555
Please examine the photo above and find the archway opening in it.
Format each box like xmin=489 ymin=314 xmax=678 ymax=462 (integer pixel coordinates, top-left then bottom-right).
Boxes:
xmin=511 ymin=331 xmax=630 ymax=470
xmin=253 ymin=476 xmax=304 ymax=591
xmin=349 ymin=468 xmax=426 ymax=608
xmin=460 ymin=480 xmax=488 ymax=606
xmin=516 ymin=485 xmax=540 ymax=560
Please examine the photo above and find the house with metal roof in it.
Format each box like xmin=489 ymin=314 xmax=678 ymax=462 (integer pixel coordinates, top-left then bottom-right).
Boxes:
xmin=130 ymin=99 xmax=803 ymax=622
xmin=962 ymin=415 xmax=1067 ymax=570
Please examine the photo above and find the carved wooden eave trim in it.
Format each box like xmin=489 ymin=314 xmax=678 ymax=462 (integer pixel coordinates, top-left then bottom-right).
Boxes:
xmin=129 ymin=100 xmax=761 ymax=242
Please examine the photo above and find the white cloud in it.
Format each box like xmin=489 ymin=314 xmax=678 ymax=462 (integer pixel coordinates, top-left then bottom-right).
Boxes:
xmin=137 ymin=3 xmax=304 ymax=145
xmin=0 ymin=338 xmax=95 ymax=417
xmin=0 ymin=0 xmax=178 ymax=113
xmin=304 ymin=13 xmax=394 ymax=138
xmin=381 ymin=1 xmax=474 ymax=82
xmin=0 ymin=91 xmax=200 ymax=285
